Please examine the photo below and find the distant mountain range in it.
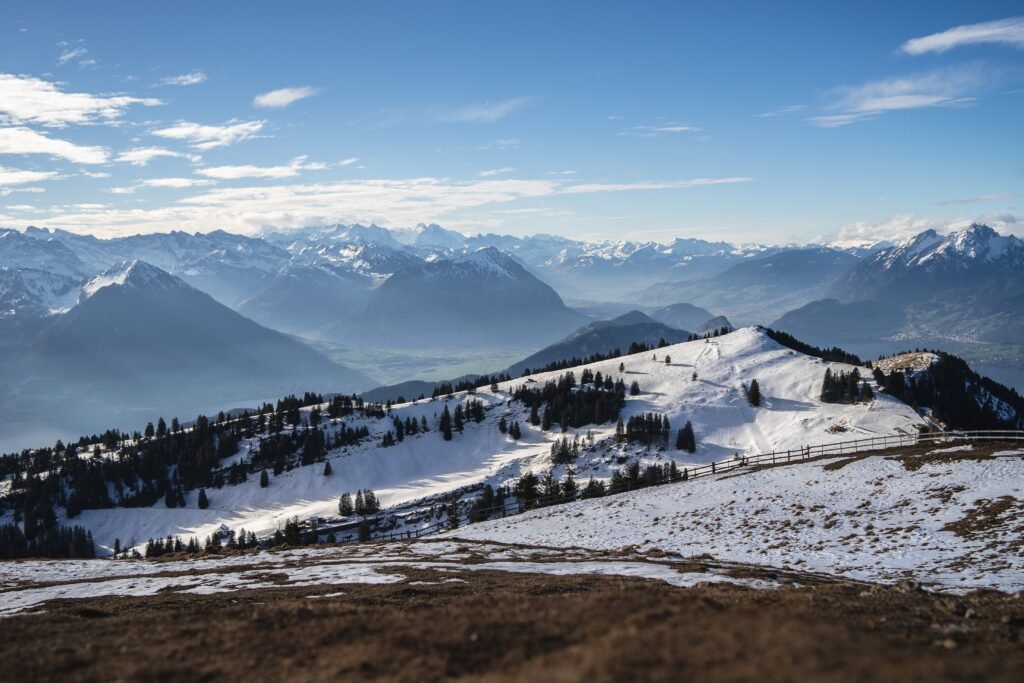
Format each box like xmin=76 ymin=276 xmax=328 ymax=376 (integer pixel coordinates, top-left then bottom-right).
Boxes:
xmin=0 ymin=260 xmax=369 ymax=452
xmin=329 ymin=247 xmax=587 ymax=350
xmin=3 ymin=221 xmax=1022 ymax=402
xmin=773 ymin=224 xmax=1024 ymax=389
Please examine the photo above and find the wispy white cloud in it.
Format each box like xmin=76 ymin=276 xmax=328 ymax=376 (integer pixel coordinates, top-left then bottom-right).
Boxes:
xmin=159 ymin=71 xmax=207 ymax=86
xmin=809 ymin=66 xmax=985 ymax=127
xmin=902 ymin=17 xmax=1024 ymax=55
xmin=152 ymin=119 xmax=265 ymax=150
xmin=253 ymin=86 xmax=318 ymax=108
xmin=81 ymin=170 xmax=111 ymax=178
xmin=438 ymin=97 xmax=531 ymax=123
xmin=479 ymin=167 xmax=516 ymax=177
xmin=36 ymin=174 xmax=751 ymax=237
xmin=196 ymin=155 xmax=329 ymax=180
xmin=0 ymin=166 xmax=61 ymax=185
xmin=115 ymin=146 xmax=200 ymax=166
xmin=937 ymin=192 xmax=1017 ymax=205
xmin=755 ymin=104 xmax=807 ymax=118
xmin=826 ymin=211 xmax=1024 ymax=246
xmin=478 ymin=137 xmax=521 ymax=150
xmin=0 ymin=126 xmax=109 ymax=163
xmin=57 ymin=43 xmax=88 ymax=66
xmin=0 ymin=73 xmax=162 ymax=127
xmin=338 ymin=157 xmax=359 ymax=166
xmin=140 ymin=177 xmax=215 ymax=188
xmin=619 ymin=122 xmax=702 ymax=137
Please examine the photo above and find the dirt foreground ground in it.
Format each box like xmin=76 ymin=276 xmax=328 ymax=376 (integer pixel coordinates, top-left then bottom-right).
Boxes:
xmin=1 ymin=567 xmax=1022 ymax=683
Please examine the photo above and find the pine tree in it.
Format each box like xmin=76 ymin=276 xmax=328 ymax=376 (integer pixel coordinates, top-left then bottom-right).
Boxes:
xmin=453 ymin=405 xmax=464 ymax=432
xmin=355 ymin=490 xmax=366 ymax=515
xmin=440 ymin=405 xmax=453 ymax=441
xmin=197 ymin=488 xmax=209 ymax=509
xmin=619 ymin=362 xmax=625 ymax=373
xmin=676 ymin=421 xmax=696 ymax=453
xmin=339 ymin=492 xmax=353 ymax=516
xmin=323 ymin=460 xmax=333 ymax=476
xmin=747 ymin=379 xmax=761 ymax=407
xmin=260 ymin=469 xmax=269 ymax=488
xmin=498 ymin=415 xmax=508 ymax=433
xmin=630 ymin=380 xmax=641 ymax=396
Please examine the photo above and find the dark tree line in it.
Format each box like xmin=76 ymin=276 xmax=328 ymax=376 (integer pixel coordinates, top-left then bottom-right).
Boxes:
xmin=0 ymin=389 xmax=383 ymax=538
xmin=0 ymin=522 xmax=95 ymax=559
xmin=686 ymin=327 xmax=732 ymax=341
xmin=873 ymin=353 xmax=1024 ymax=430
xmin=763 ymin=327 xmax=863 ymax=365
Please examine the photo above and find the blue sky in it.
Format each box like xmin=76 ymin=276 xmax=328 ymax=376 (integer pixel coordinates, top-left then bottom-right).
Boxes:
xmin=0 ymin=1 xmax=1022 ymax=244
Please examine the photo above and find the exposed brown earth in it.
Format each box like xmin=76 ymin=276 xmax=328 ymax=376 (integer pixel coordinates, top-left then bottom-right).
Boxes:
xmin=1 ymin=567 xmax=1022 ymax=683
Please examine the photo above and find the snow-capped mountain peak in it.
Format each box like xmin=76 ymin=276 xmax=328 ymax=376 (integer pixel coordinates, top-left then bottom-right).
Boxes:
xmin=877 ymin=224 xmax=1022 ymax=271
xmin=81 ymin=260 xmax=188 ymax=299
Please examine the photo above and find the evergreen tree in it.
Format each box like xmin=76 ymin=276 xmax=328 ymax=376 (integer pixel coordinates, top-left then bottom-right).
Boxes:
xmin=562 ymin=467 xmax=578 ymax=499
xmin=260 ymin=469 xmax=270 ymax=488
xmin=197 ymin=488 xmax=209 ymax=509
xmin=323 ymin=460 xmax=333 ymax=476
xmin=440 ymin=405 xmax=453 ymax=441
xmin=498 ymin=415 xmax=508 ymax=433
xmin=676 ymin=421 xmax=696 ymax=453
xmin=747 ymin=379 xmax=761 ymax=407
xmin=339 ymin=492 xmax=353 ymax=516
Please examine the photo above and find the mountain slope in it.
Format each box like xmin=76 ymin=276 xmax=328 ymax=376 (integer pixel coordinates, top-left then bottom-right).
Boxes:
xmin=505 ymin=311 xmax=690 ymax=376
xmin=773 ymin=225 xmax=1024 ymax=389
xmin=12 ymin=327 xmax=930 ymax=557
xmin=639 ymin=247 xmax=862 ymax=324
xmin=329 ymin=247 xmax=587 ymax=349
xmin=0 ymin=261 xmax=371 ymax=449
xmin=646 ymin=302 xmax=716 ymax=331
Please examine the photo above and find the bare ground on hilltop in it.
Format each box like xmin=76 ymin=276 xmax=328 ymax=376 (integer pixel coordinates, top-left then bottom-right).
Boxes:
xmin=1 ymin=567 xmax=1023 ymax=683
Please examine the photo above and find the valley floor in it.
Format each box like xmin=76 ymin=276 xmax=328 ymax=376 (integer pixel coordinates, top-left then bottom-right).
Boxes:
xmin=0 ymin=553 xmax=1022 ymax=683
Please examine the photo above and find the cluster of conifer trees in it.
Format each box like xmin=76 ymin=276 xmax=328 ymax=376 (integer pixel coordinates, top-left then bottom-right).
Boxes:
xmin=338 ymin=489 xmax=381 ymax=516
xmin=0 ymin=388 xmax=392 ymax=556
xmin=512 ymin=371 xmax=627 ymax=432
xmin=616 ymin=413 xmax=672 ymax=447
xmin=820 ymin=368 xmax=874 ymax=404
xmin=872 ymin=353 xmax=1024 ymax=430
xmin=0 ymin=521 xmax=95 ymax=559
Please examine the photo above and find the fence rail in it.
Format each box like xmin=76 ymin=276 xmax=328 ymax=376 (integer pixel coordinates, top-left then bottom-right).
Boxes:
xmin=316 ymin=429 xmax=1024 ymax=545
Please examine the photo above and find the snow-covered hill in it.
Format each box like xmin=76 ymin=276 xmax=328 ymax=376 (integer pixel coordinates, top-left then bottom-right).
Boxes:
xmin=53 ymin=327 xmax=925 ymax=555
xmin=451 ymin=442 xmax=1024 ymax=592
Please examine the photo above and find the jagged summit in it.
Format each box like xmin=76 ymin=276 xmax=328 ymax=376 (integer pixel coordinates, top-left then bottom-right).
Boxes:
xmin=875 ymin=224 xmax=1022 ymax=271
xmin=81 ymin=260 xmax=188 ymax=299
